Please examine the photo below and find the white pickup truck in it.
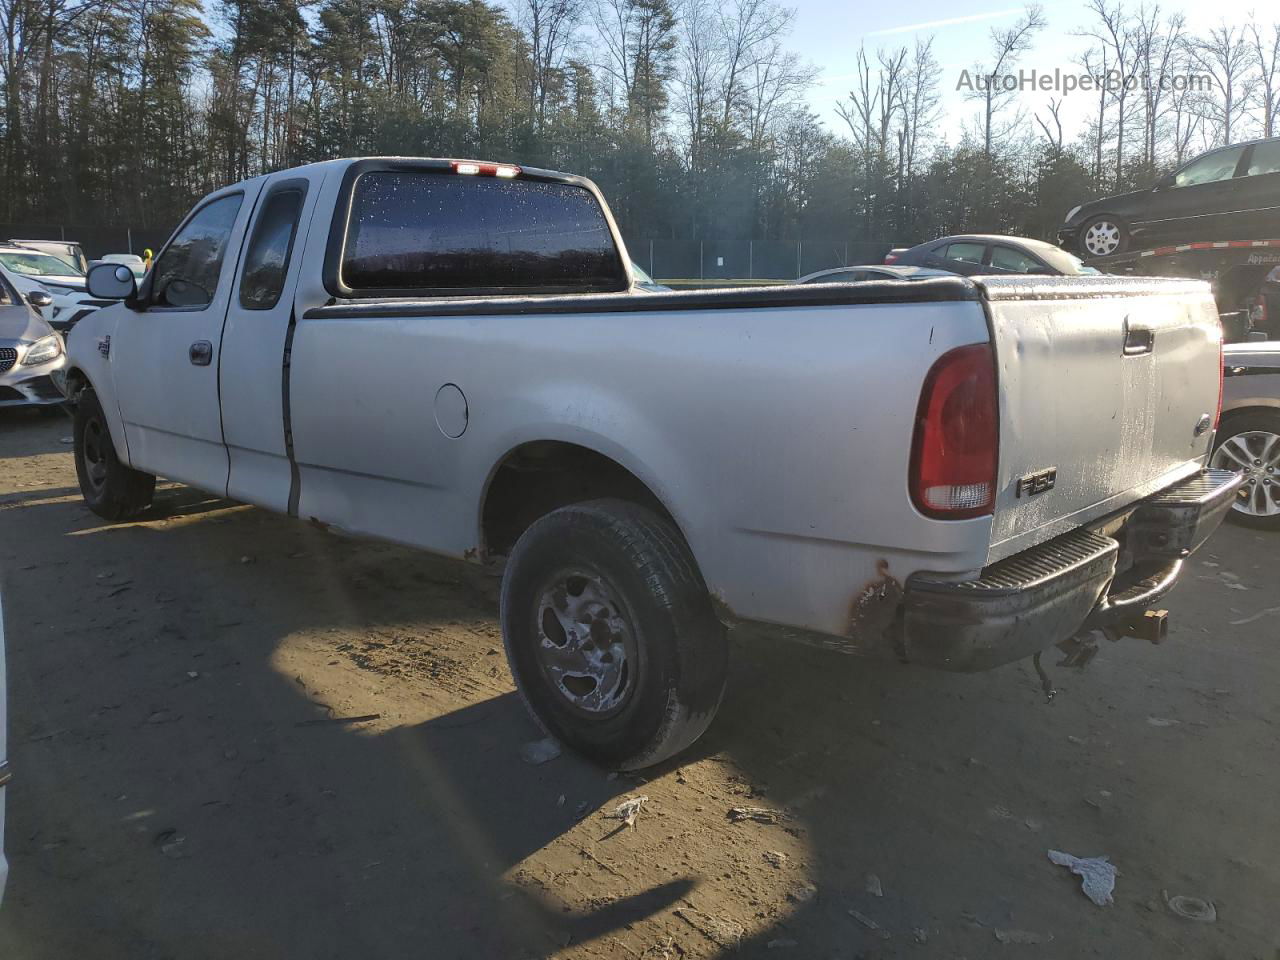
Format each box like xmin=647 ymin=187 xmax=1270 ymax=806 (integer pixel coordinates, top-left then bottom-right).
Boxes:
xmin=63 ymin=157 xmax=1242 ymax=769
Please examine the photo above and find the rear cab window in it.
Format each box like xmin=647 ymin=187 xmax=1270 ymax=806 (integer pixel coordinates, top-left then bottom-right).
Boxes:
xmin=335 ymin=169 xmax=628 ymax=297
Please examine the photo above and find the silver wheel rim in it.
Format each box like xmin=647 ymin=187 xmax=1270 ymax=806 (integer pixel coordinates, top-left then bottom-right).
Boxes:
xmin=1211 ymin=430 xmax=1280 ymax=517
xmin=1083 ymin=221 xmax=1121 ymax=257
xmin=535 ymin=571 xmax=636 ymax=715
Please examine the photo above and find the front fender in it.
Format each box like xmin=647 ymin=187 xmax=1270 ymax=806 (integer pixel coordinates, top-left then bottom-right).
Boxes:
xmin=65 ymin=304 xmax=131 ymax=466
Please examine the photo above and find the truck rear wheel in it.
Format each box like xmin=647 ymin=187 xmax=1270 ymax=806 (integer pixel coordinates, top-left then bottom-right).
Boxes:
xmin=1211 ymin=411 xmax=1280 ymax=529
xmin=74 ymin=388 xmax=155 ymax=521
xmin=500 ymin=499 xmax=727 ymax=770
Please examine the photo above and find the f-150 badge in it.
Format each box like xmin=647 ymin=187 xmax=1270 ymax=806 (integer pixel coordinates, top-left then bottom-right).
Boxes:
xmin=1016 ymin=468 xmax=1057 ymax=498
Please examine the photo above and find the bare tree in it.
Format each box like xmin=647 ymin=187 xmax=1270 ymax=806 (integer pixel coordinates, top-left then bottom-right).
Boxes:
xmin=1035 ymin=96 xmax=1065 ymax=155
xmin=1131 ymin=5 xmax=1185 ymax=175
xmin=673 ymin=0 xmax=719 ymax=168
xmin=836 ymin=43 xmax=907 ymax=234
xmin=898 ymin=37 xmax=940 ymax=183
xmin=1184 ymin=20 xmax=1255 ymax=145
xmin=519 ymin=0 xmax=582 ymax=129
xmin=1247 ymin=16 xmax=1280 ymax=137
xmin=1078 ymin=45 xmax=1110 ymax=181
xmin=740 ymin=39 xmax=816 ymax=148
xmin=1081 ymin=0 xmax=1137 ymax=189
xmin=962 ymin=4 xmax=1046 ymax=159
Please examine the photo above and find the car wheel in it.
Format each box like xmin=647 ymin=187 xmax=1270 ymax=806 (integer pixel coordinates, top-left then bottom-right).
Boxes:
xmin=500 ymin=499 xmax=728 ymax=770
xmin=74 ymin=388 xmax=155 ymax=521
xmin=1210 ymin=411 xmax=1280 ymax=529
xmin=1080 ymin=216 xmax=1128 ymax=258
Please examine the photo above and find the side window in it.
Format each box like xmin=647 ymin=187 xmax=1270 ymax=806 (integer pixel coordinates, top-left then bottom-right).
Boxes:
xmin=1173 ymin=146 xmax=1246 ymax=187
xmin=0 ymin=278 xmax=13 ymax=305
xmin=1246 ymin=141 xmax=1280 ymax=177
xmin=944 ymin=242 xmax=986 ymax=265
xmin=150 ymin=193 xmax=243 ymax=309
xmin=240 ymin=188 xmax=305 ymax=310
xmin=990 ymin=245 xmax=1044 ymax=273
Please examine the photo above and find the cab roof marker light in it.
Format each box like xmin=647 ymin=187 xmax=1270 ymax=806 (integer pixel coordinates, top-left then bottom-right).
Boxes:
xmin=450 ymin=160 xmax=522 ymax=178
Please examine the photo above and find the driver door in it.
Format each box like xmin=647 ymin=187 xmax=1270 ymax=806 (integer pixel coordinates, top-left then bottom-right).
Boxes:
xmin=111 ymin=183 xmax=262 ymax=493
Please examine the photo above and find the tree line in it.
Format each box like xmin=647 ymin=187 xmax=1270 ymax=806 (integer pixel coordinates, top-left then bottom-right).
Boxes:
xmin=1 ymin=0 xmax=1277 ymax=251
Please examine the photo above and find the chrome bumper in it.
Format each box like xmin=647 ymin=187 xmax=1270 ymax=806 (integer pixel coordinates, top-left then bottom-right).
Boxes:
xmin=900 ymin=469 xmax=1245 ymax=671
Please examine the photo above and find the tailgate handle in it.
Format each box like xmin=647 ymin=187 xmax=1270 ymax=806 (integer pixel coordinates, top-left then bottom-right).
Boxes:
xmin=1122 ymin=319 xmax=1154 ymax=356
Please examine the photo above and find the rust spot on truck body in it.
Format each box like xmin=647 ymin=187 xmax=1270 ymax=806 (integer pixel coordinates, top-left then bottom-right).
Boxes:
xmin=848 ymin=559 xmax=904 ymax=639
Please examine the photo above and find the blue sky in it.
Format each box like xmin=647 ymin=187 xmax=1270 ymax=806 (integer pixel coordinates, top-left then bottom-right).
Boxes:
xmin=793 ymin=0 xmax=1263 ymax=143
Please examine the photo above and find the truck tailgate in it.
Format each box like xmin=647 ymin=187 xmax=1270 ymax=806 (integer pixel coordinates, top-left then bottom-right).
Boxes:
xmin=980 ymin=277 xmax=1222 ymax=563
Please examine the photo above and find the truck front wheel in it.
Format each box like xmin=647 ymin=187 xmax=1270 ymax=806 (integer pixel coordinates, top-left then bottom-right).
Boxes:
xmin=500 ymin=499 xmax=727 ymax=770
xmin=74 ymin=389 xmax=155 ymax=521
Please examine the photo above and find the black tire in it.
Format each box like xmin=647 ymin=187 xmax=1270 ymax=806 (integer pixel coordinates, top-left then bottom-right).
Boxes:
xmin=1079 ymin=215 xmax=1129 ymax=258
xmin=500 ymin=499 xmax=727 ymax=770
xmin=74 ymin=388 xmax=155 ymax=520
xmin=1211 ymin=410 xmax=1280 ymax=530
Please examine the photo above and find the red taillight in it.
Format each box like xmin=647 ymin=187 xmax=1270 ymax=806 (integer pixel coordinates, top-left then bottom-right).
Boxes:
xmin=451 ymin=160 xmax=521 ymax=178
xmin=884 ymin=252 xmax=899 ymax=264
xmin=910 ymin=343 xmax=999 ymax=519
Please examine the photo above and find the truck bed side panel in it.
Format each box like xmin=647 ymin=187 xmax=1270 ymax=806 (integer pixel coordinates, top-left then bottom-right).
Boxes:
xmin=287 ymin=294 xmax=993 ymax=641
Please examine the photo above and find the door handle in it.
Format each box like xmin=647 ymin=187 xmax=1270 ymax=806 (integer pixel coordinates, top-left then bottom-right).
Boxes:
xmin=189 ymin=340 xmax=213 ymax=366
xmin=1122 ymin=318 xmax=1154 ymax=356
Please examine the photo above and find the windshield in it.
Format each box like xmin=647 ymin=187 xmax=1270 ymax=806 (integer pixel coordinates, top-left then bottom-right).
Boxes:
xmin=0 ymin=251 xmax=84 ymax=277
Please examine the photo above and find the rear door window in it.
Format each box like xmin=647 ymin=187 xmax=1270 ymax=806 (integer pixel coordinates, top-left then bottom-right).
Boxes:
xmin=989 ymin=245 xmax=1045 ymax=273
xmin=239 ymin=188 xmax=305 ymax=310
xmin=943 ymin=242 xmax=986 ymax=265
xmin=1246 ymin=141 xmax=1280 ymax=177
xmin=340 ymin=171 xmax=628 ymax=295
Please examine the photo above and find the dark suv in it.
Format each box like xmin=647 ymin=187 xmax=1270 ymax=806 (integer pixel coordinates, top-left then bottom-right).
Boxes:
xmin=1059 ymin=137 xmax=1280 ymax=258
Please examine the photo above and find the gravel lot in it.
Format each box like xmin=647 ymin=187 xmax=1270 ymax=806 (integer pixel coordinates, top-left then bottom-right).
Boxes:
xmin=1 ymin=407 xmax=1277 ymax=959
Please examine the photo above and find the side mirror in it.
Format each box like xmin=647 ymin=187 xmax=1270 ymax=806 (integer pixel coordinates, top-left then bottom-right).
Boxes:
xmin=86 ymin=262 xmax=138 ymax=301
xmin=25 ymin=289 xmax=53 ymax=309
xmin=1153 ymin=172 xmax=1175 ymax=190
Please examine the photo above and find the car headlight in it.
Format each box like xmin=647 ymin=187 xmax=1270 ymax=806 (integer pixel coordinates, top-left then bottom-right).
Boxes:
xmin=21 ymin=333 xmax=63 ymax=366
xmin=1064 ymin=205 xmax=1082 ymax=223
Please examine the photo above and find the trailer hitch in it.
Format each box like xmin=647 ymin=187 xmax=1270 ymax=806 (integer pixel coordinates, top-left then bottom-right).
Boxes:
xmin=1103 ymin=608 xmax=1169 ymax=645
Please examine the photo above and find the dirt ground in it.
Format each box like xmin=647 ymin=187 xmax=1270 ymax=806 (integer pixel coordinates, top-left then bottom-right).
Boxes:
xmin=0 ymin=407 xmax=1277 ymax=960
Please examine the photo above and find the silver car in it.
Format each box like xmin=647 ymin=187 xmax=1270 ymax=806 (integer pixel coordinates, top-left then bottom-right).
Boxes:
xmin=0 ymin=269 xmax=67 ymax=409
xmin=1214 ymin=341 xmax=1280 ymax=527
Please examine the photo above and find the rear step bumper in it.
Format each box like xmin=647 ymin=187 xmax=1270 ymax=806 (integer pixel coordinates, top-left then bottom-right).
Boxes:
xmin=901 ymin=469 xmax=1244 ymax=671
